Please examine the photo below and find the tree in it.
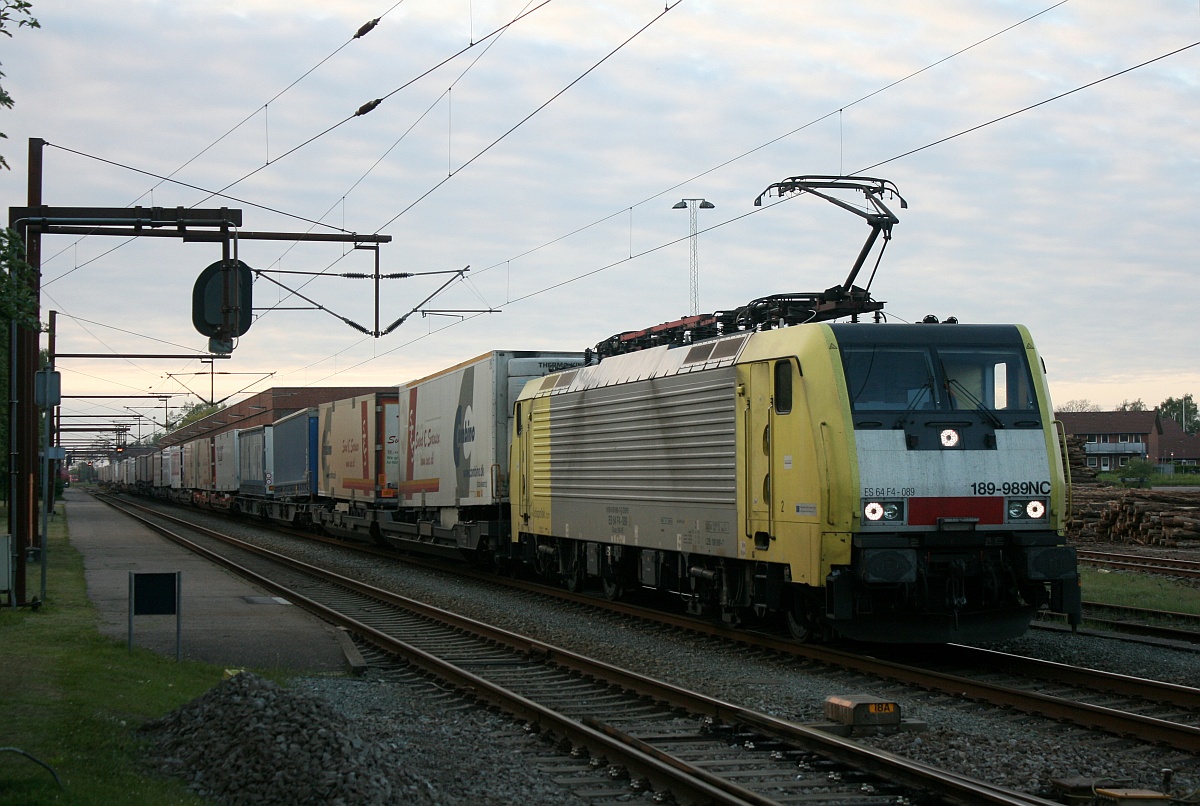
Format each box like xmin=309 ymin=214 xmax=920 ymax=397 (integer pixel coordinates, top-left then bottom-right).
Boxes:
xmin=0 ymin=1 xmax=39 ymax=170
xmin=1159 ymin=394 xmax=1198 ymax=435
xmin=1116 ymin=399 xmax=1147 ymax=412
xmin=168 ymin=401 xmax=225 ymax=433
xmin=1056 ymin=399 xmax=1102 ymax=413
xmin=1121 ymin=458 xmax=1155 ymax=487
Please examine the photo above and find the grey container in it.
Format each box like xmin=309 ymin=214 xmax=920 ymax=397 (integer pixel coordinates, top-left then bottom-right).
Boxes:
xmin=271 ymin=407 xmax=318 ymax=499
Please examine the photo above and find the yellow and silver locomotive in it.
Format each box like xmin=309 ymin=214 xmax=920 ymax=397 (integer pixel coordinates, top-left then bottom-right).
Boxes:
xmin=511 ymin=321 xmax=1081 ymax=643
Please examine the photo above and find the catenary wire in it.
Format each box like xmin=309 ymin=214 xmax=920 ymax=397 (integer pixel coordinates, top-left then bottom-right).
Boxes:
xmin=277 ymin=0 xmax=1083 ymax=381
xmin=41 ymin=1 xmax=555 ymax=290
xmin=193 ymin=0 xmax=559 ymax=207
xmin=292 ymin=33 xmax=1200 ymax=386
xmin=474 ymin=0 xmax=1073 ymax=278
xmin=251 ymin=0 xmax=541 ymax=320
xmin=371 ymin=1 xmax=684 ymax=233
xmin=254 ymin=0 xmax=681 ymax=329
xmin=41 ymin=2 xmax=408 ymax=282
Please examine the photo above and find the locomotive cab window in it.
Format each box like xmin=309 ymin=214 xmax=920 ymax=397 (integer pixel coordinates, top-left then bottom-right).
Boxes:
xmin=939 ymin=349 xmax=1036 ymax=412
xmin=773 ymin=360 xmax=793 ymax=414
xmin=833 ymin=327 xmax=1043 ymax=424
xmin=842 ymin=348 xmax=939 ymax=412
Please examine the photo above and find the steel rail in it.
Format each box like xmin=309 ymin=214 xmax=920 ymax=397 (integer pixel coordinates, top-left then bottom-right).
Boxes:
xmin=1078 ymin=549 xmax=1200 ymax=579
xmin=1037 ymin=601 xmax=1200 ymax=645
xmin=94 ymin=494 xmax=762 ymax=805
xmin=104 ymin=493 xmax=1200 ymax=754
xmin=94 ymin=493 xmax=1057 ymax=806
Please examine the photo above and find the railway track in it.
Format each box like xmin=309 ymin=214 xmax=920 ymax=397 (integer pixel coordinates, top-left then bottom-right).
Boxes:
xmin=104 ymin=493 xmax=1200 ymax=759
xmin=1035 ymin=601 xmax=1200 ymax=645
xmin=96 ymin=491 xmax=1200 ymax=758
xmin=1078 ymin=548 xmax=1200 ymax=579
xmin=95 ymin=492 xmax=1059 ymax=805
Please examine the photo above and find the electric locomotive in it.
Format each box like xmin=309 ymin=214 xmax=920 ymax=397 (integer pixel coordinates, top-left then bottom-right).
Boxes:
xmin=508 ymin=175 xmax=1080 ymax=643
xmin=510 ymin=321 xmax=1081 ymax=643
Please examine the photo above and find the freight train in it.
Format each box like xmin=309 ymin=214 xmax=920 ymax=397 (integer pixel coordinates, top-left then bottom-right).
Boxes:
xmin=98 ymin=177 xmax=1082 ymax=642
xmin=99 ymin=324 xmax=1081 ymax=643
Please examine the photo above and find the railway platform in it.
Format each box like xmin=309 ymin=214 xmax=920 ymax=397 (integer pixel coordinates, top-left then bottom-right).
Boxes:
xmin=62 ymin=487 xmax=354 ymax=672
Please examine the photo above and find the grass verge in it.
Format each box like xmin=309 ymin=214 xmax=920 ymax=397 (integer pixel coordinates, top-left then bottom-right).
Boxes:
xmin=1 ymin=502 xmax=230 ymax=805
xmin=1081 ymin=565 xmax=1200 ymax=615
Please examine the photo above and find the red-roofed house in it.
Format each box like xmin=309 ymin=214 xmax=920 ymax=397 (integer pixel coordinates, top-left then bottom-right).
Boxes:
xmin=1055 ymin=410 xmax=1162 ymax=473
xmin=1158 ymin=417 xmax=1200 ymax=467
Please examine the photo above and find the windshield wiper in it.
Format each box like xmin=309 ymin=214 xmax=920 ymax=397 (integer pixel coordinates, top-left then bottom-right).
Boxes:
xmin=893 ymin=380 xmax=934 ymax=428
xmin=945 ymin=377 xmax=1004 ymax=430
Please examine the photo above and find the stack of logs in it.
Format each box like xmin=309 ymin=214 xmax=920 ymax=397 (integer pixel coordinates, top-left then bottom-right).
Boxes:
xmin=1064 ymin=435 xmax=1098 ymax=483
xmin=1061 ymin=432 xmax=1200 ymax=545
xmin=1068 ymin=486 xmax=1200 ymax=546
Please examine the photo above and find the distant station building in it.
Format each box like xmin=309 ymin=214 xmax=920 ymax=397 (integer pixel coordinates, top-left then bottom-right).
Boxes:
xmin=159 ymin=387 xmax=391 ymax=447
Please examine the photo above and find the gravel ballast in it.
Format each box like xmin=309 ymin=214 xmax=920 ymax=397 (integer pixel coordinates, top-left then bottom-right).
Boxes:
xmin=134 ymin=505 xmax=1200 ymax=802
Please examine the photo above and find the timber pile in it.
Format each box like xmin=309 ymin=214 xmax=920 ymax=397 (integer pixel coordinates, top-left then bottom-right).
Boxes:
xmin=1067 ymin=486 xmax=1200 ymax=546
xmin=1064 ymin=434 xmax=1099 ymax=483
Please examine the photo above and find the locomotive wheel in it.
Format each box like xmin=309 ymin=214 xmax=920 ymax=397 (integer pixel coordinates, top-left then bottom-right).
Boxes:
xmin=601 ymin=574 xmax=623 ymax=601
xmin=786 ymin=610 xmax=813 ymax=642
xmin=563 ymin=543 xmax=584 ymax=593
xmin=786 ymin=595 xmax=819 ymax=642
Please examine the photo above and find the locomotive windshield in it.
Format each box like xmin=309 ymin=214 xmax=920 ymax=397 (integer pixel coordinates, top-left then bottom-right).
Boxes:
xmin=832 ymin=325 xmax=1040 ymax=418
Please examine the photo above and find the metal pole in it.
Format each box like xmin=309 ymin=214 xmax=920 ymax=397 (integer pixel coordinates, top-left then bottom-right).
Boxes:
xmin=47 ymin=310 xmax=56 ymax=516
xmin=13 ymin=137 xmax=45 ymax=606
xmin=175 ymin=571 xmax=182 ymax=662
xmin=39 ymin=380 xmax=49 ymax=602
xmin=127 ymin=571 xmax=133 ymax=651
xmin=687 ymin=202 xmax=699 ymax=316
xmin=672 ymin=198 xmax=714 ymax=317
xmin=6 ymin=319 xmax=14 ymax=610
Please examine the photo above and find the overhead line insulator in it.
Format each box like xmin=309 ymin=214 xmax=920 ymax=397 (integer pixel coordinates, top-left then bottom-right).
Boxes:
xmin=354 ymin=18 xmax=380 ymax=39
xmin=355 ymin=99 xmax=382 ymax=117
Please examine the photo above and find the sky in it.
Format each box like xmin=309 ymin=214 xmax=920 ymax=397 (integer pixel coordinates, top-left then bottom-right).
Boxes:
xmin=3 ymin=1 xmax=1198 ymax=442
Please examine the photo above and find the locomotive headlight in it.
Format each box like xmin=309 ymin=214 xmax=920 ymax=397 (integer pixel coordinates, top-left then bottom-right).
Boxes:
xmin=939 ymin=428 xmax=960 ymax=448
xmin=1007 ymin=499 xmax=1048 ymax=521
xmin=864 ymin=501 xmax=904 ymax=522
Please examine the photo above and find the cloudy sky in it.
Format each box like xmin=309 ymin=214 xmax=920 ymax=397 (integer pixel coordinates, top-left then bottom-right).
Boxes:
xmin=4 ymin=1 xmax=1198 ymax=437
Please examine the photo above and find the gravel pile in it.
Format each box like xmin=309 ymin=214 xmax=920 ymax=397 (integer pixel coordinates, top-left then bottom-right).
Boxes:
xmin=141 ymin=671 xmax=426 ymax=805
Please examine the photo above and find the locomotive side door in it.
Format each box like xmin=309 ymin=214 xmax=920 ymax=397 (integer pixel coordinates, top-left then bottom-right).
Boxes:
xmin=512 ymin=400 xmax=532 ymax=533
xmin=744 ymin=362 xmax=774 ymax=542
